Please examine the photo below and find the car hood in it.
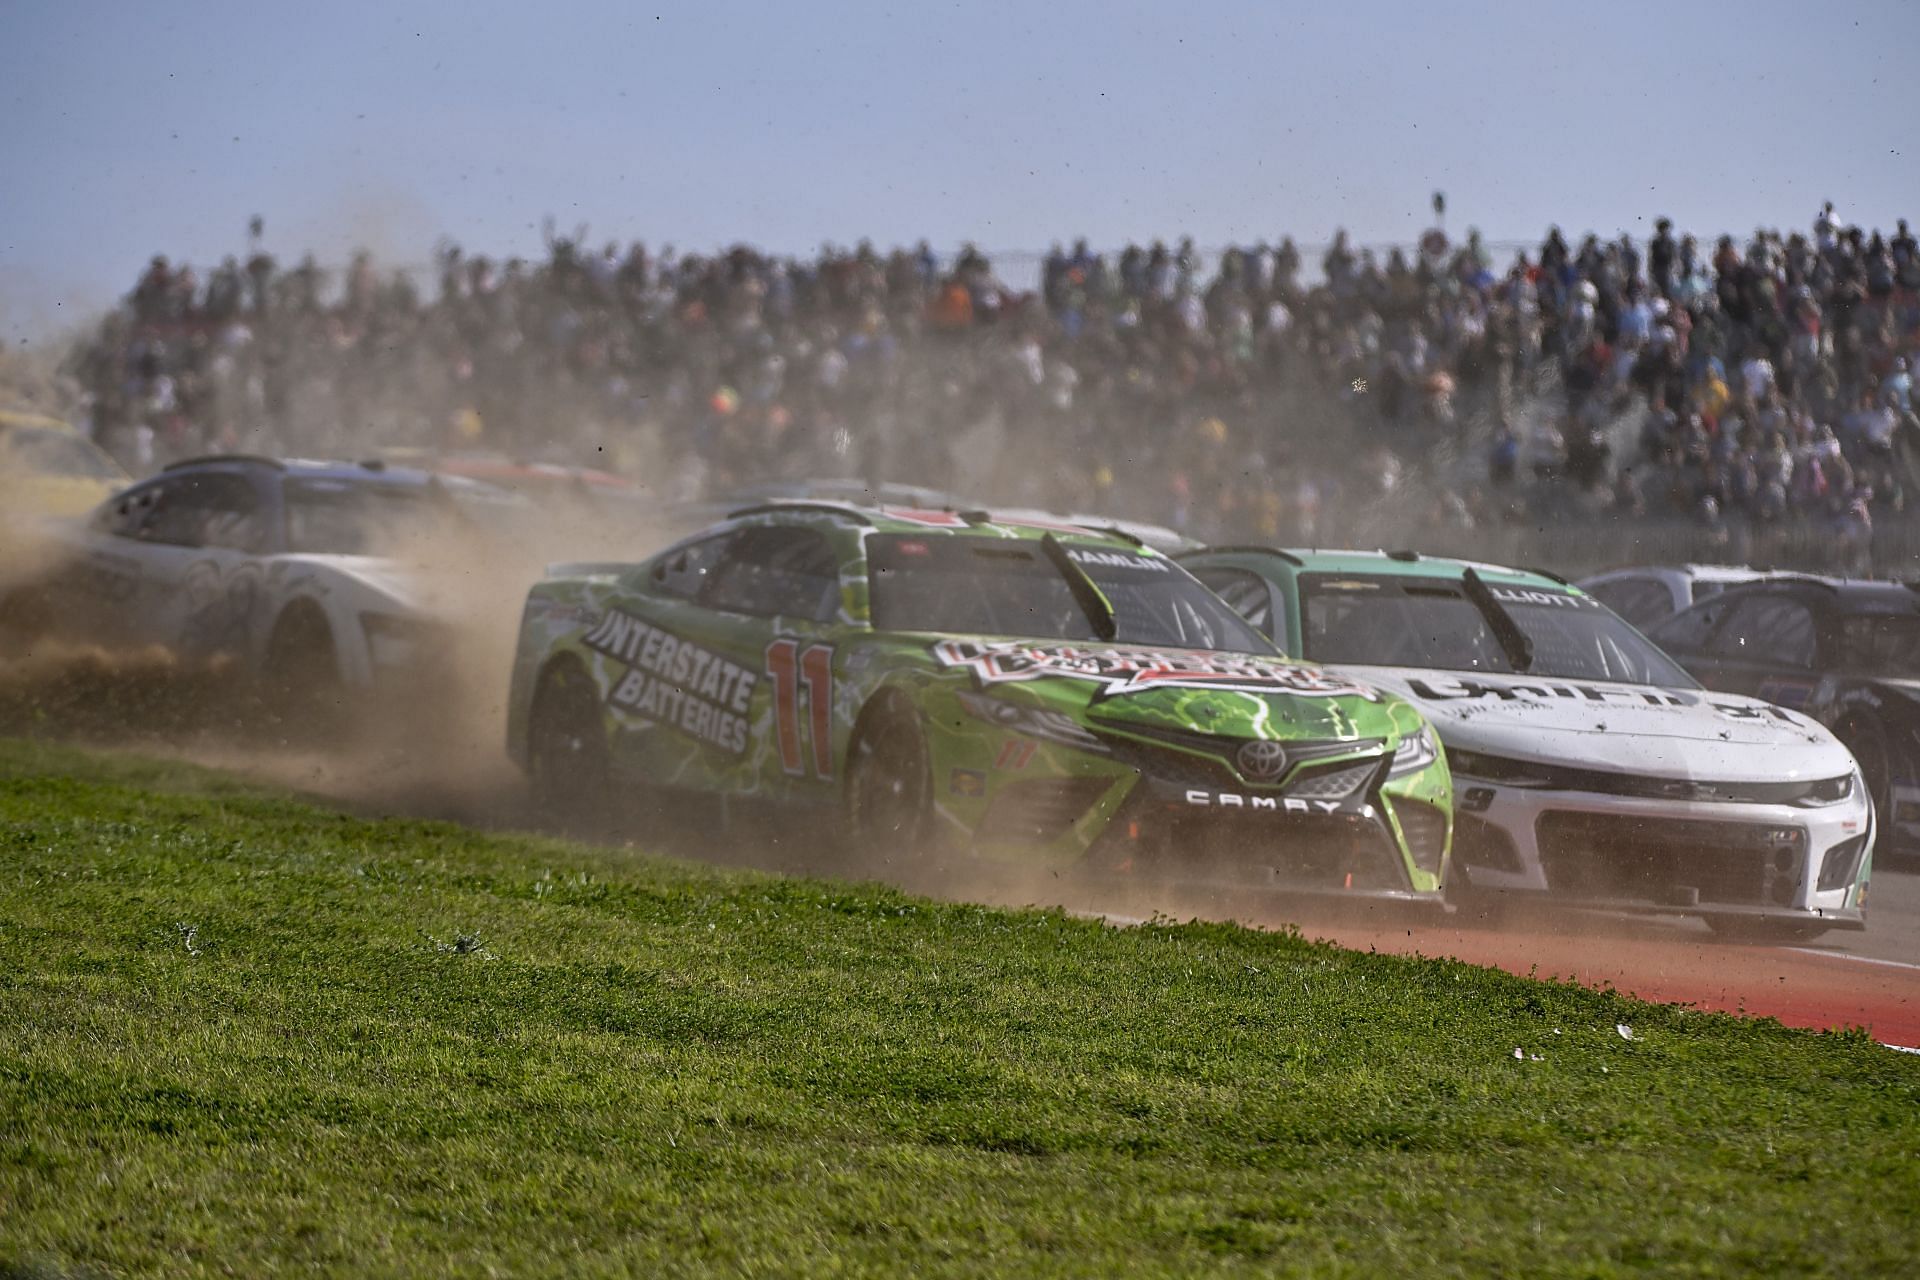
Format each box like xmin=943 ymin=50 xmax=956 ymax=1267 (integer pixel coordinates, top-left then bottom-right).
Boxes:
xmin=1336 ymin=666 xmax=1851 ymax=782
xmin=926 ymin=637 xmax=1409 ymax=742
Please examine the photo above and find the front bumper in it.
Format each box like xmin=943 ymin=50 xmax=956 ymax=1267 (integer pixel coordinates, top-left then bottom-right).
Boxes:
xmin=1452 ymin=775 xmax=1871 ymax=928
xmin=1074 ymin=773 xmax=1449 ymax=904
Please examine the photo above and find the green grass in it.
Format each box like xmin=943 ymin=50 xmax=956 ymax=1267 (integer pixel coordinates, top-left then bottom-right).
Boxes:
xmin=1 ymin=739 xmax=1916 ymax=1277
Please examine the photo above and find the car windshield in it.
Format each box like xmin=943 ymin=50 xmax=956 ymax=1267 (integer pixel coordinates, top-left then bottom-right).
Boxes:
xmin=1835 ymin=612 xmax=1920 ymax=676
xmin=1299 ymin=573 xmax=1698 ymax=687
xmin=284 ymin=480 xmax=456 ymax=555
xmin=867 ymin=533 xmax=1273 ymax=652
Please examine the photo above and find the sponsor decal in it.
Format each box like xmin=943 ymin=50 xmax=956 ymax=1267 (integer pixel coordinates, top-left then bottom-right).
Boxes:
xmin=949 ymin=768 xmax=987 ymax=797
xmin=1488 ymin=586 xmax=1600 ymax=610
xmin=1183 ymin=789 xmax=1350 ymax=815
xmin=1066 ymin=547 xmax=1168 ymax=573
xmin=1406 ymin=675 xmax=1801 ymax=724
xmin=765 ymin=638 xmax=835 ymax=779
xmin=933 ymin=639 xmax=1381 ymax=702
xmin=583 ymin=608 xmax=756 ymax=754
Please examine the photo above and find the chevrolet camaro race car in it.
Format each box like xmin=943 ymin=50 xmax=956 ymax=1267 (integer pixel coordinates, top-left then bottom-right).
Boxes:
xmin=1180 ymin=547 xmax=1873 ymax=937
xmin=505 ymin=503 xmax=1452 ymax=898
xmin=10 ymin=454 xmax=516 ymax=710
xmin=1648 ymin=575 xmax=1920 ymax=857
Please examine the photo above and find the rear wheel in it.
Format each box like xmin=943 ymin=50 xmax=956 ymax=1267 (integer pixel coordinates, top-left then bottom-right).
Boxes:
xmin=528 ymin=661 xmax=610 ymax=831
xmin=844 ymin=703 xmax=932 ymax=866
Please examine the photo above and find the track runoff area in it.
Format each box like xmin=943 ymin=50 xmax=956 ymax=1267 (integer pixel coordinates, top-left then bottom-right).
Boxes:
xmin=1073 ymin=867 xmax=1920 ymax=1052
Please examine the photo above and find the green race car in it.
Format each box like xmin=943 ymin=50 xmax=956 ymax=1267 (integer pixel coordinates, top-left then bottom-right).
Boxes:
xmin=504 ymin=503 xmax=1452 ymax=898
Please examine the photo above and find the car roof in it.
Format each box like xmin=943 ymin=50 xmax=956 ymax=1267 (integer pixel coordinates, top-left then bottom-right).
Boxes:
xmin=1188 ymin=546 xmax=1569 ymax=590
xmin=163 ymin=454 xmax=459 ymax=489
xmin=726 ymin=500 xmax=1156 ymax=551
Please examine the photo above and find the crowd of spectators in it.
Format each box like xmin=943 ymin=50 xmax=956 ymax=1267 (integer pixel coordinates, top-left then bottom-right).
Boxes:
xmin=62 ymin=204 xmax=1920 ymax=562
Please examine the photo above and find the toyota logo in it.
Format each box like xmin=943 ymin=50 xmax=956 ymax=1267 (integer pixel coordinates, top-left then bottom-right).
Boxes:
xmin=1235 ymin=739 xmax=1290 ymax=783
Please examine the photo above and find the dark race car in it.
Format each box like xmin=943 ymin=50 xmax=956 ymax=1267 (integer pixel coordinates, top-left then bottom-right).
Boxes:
xmin=1649 ymin=576 xmax=1920 ymax=857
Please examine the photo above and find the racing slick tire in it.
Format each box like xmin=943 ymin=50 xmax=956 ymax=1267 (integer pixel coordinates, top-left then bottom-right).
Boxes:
xmin=844 ymin=697 xmax=934 ymax=869
xmin=528 ymin=659 xmax=612 ymax=833
xmin=262 ymin=605 xmax=345 ymax=742
xmin=1834 ymin=715 xmax=1895 ymax=861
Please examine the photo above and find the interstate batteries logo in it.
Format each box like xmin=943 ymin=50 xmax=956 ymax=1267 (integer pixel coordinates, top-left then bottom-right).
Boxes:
xmin=932 ymin=640 xmax=1381 ymax=701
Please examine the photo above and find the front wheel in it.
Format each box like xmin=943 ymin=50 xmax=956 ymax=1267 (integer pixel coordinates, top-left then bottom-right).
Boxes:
xmin=528 ymin=661 xmax=611 ymax=832
xmin=844 ymin=705 xmax=932 ymax=866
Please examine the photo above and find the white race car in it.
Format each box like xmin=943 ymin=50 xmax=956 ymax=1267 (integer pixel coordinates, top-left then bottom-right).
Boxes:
xmin=17 ymin=455 xmax=516 ymax=714
xmin=1179 ymin=547 xmax=1874 ymax=939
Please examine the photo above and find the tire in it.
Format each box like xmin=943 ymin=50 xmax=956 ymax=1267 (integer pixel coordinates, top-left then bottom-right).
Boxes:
xmin=843 ymin=700 xmax=933 ymax=865
xmin=528 ymin=660 xmax=611 ymax=831
xmin=262 ymin=606 xmax=344 ymax=742
xmin=1835 ymin=716 xmax=1894 ymax=858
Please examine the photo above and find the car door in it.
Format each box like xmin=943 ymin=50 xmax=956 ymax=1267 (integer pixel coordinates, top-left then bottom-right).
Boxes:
xmin=690 ymin=523 xmax=849 ymax=803
xmin=126 ymin=471 xmax=271 ymax=659
xmin=591 ymin=529 xmax=741 ymax=786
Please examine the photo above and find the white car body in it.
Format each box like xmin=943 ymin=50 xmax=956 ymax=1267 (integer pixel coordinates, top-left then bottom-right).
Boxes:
xmin=1331 ymin=666 xmax=1871 ymax=930
xmin=33 ymin=457 xmax=497 ymax=689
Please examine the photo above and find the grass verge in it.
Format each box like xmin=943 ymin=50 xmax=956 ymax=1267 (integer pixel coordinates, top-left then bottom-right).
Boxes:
xmin=1 ymin=738 xmax=1916 ymax=1277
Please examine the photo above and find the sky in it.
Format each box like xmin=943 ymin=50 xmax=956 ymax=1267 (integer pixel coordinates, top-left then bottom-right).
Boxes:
xmin=3 ymin=0 xmax=1917 ymax=338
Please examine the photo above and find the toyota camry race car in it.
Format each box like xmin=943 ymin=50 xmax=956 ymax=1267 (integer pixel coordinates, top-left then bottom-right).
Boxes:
xmin=1180 ymin=547 xmax=1872 ymax=937
xmin=505 ymin=503 xmax=1452 ymax=898
xmin=11 ymin=455 xmax=518 ymax=712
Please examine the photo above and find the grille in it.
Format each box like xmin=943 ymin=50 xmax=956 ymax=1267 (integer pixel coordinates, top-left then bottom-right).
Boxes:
xmin=1389 ymin=800 xmax=1450 ymax=874
xmin=1094 ymin=727 xmax=1385 ymax=797
xmin=1534 ymin=812 xmax=1806 ymax=907
xmin=976 ymin=777 xmax=1113 ymax=844
xmin=1165 ymin=813 xmax=1407 ymax=891
xmin=1287 ymin=759 xmax=1379 ymax=801
xmin=1817 ymin=835 xmax=1869 ymax=892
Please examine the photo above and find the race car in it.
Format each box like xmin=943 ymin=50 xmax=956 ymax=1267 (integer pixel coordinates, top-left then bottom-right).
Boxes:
xmin=16 ymin=454 xmax=517 ymax=709
xmin=505 ymin=503 xmax=1452 ymax=898
xmin=1577 ymin=564 xmax=1784 ymax=630
xmin=1646 ymin=575 xmax=1920 ymax=857
xmin=1178 ymin=547 xmax=1872 ymax=937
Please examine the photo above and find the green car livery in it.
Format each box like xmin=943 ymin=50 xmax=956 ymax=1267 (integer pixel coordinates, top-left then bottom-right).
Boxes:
xmin=505 ymin=503 xmax=1452 ymax=898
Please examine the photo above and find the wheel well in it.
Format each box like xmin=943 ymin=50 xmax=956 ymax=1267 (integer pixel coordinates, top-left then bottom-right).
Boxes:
xmin=533 ymin=653 xmax=590 ymax=706
xmin=849 ymin=686 xmax=918 ymax=751
xmin=270 ymin=599 xmax=331 ymax=649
